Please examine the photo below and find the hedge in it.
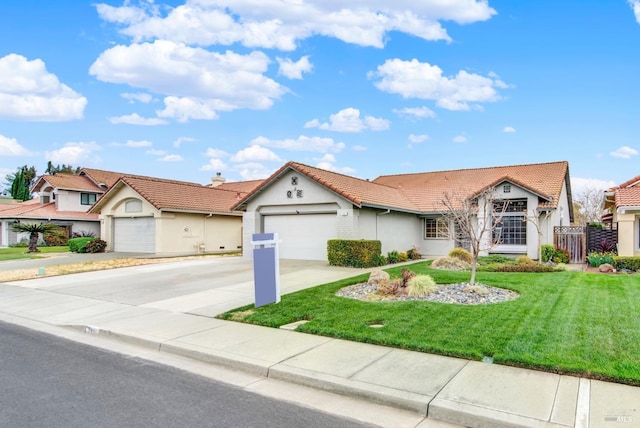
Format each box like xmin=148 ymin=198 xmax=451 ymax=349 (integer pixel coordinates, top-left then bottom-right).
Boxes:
xmin=327 ymin=239 xmax=384 ymax=268
xmin=68 ymin=237 xmax=97 ymax=253
xmin=612 ymin=256 xmax=640 ymax=272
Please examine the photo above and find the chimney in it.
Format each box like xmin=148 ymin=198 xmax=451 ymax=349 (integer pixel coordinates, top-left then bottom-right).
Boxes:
xmin=210 ymin=172 xmax=226 ymax=187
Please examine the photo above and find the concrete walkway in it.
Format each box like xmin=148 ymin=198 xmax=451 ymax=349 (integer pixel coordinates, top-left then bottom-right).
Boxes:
xmin=0 ymin=257 xmax=637 ymax=427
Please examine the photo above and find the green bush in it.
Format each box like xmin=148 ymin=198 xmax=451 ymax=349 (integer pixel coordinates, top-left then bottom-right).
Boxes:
xmin=448 ymin=247 xmax=473 ymax=264
xmin=587 ymin=252 xmax=615 ymax=267
xmin=612 ymin=256 xmax=640 ymax=272
xmin=406 ymin=274 xmax=437 ymax=296
xmin=68 ymin=237 xmax=96 ymax=253
xmin=516 ymin=255 xmax=535 ymax=265
xmin=552 ymin=247 xmax=570 ymax=264
xmin=478 ymin=255 xmax=515 ymax=265
xmin=386 ymin=250 xmax=401 ymax=264
xmin=406 ymin=247 xmax=422 ymax=260
xmin=482 ymin=263 xmax=559 ymax=273
xmin=398 ymin=252 xmax=409 ymax=263
xmin=85 ymin=239 xmax=107 ymax=253
xmin=431 ymin=256 xmax=470 ymax=271
xmin=541 ymin=244 xmax=555 ymax=262
xmin=327 ymin=239 xmax=383 ymax=268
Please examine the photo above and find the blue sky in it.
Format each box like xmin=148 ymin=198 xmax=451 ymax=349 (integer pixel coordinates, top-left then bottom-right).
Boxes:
xmin=1 ymin=0 xmax=639 ymax=196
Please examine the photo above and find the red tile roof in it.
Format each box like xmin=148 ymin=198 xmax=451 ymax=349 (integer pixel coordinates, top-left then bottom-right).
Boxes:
xmin=91 ymin=175 xmax=244 ymax=214
xmin=605 ymin=175 xmax=640 ymax=210
xmin=32 ymin=174 xmax=102 ymax=193
xmin=235 ymin=161 xmax=571 ymax=215
xmin=216 ymin=179 xmax=264 ymax=195
xmin=0 ymin=199 xmax=98 ymax=220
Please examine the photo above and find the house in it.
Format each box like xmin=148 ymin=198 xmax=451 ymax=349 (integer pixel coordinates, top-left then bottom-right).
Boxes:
xmin=603 ymin=175 xmax=640 ymax=256
xmin=233 ymin=161 xmax=573 ymax=261
xmin=89 ymin=174 xmax=261 ymax=254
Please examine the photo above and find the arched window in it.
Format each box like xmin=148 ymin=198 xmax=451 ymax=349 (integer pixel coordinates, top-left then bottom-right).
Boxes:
xmin=125 ymin=199 xmax=142 ymax=213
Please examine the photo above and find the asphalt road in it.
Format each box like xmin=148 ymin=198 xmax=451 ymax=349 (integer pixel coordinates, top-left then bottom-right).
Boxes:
xmin=0 ymin=321 xmax=373 ymax=428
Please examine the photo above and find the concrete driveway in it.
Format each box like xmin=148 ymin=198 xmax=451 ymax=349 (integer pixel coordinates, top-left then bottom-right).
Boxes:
xmin=3 ymin=256 xmax=372 ymax=316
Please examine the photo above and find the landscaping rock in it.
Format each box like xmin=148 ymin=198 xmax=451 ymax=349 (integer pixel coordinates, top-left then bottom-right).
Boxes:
xmin=368 ymin=270 xmax=390 ymax=285
xmin=599 ymin=263 xmax=615 ymax=273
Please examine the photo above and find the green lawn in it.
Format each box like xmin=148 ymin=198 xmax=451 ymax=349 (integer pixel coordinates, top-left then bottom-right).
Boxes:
xmin=219 ymin=262 xmax=640 ymax=385
xmin=0 ymin=246 xmax=70 ymax=261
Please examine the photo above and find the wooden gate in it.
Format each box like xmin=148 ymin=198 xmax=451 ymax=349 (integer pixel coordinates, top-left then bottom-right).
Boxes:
xmin=554 ymin=226 xmax=586 ymax=264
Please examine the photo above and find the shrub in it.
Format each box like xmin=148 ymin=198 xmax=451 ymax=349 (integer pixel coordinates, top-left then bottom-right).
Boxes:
xmin=398 ymin=252 xmax=409 ymax=263
xmin=68 ymin=237 xmax=97 ymax=253
xmin=431 ymin=256 xmax=470 ymax=271
xmin=85 ymin=239 xmax=107 ymax=253
xmin=327 ymin=239 xmax=382 ymax=268
xmin=400 ymin=268 xmax=416 ymax=286
xmin=407 ymin=275 xmax=437 ymax=296
xmin=596 ymin=239 xmax=617 ymax=253
xmin=448 ymin=247 xmax=473 ymax=264
xmin=406 ymin=247 xmax=422 ymax=260
xmin=612 ymin=256 xmax=640 ymax=272
xmin=541 ymin=244 xmax=555 ymax=262
xmin=386 ymin=250 xmax=401 ymax=264
xmin=72 ymin=230 xmax=96 ymax=238
xmin=587 ymin=252 xmax=615 ymax=267
xmin=478 ymin=255 xmax=515 ymax=265
xmin=371 ymin=254 xmax=387 ymax=267
xmin=44 ymin=226 xmax=69 ymax=247
xmin=516 ymin=256 xmax=535 ymax=265
xmin=483 ymin=263 xmax=559 ymax=273
xmin=376 ymin=278 xmax=403 ymax=296
xmin=552 ymin=247 xmax=570 ymax=264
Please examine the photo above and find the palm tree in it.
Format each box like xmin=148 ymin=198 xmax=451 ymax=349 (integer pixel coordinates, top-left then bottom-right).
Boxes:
xmin=10 ymin=221 xmax=59 ymax=253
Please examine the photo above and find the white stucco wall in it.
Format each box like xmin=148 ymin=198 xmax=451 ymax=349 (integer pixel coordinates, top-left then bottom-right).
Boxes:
xmin=55 ymin=189 xmax=97 ymax=212
xmin=615 ymin=211 xmax=639 ymax=256
xmin=355 ymin=209 xmax=423 ymax=255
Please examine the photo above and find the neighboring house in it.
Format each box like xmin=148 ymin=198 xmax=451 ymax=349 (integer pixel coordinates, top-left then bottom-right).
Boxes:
xmin=234 ymin=161 xmax=573 ymax=261
xmin=603 ymin=175 xmax=640 ymax=256
xmin=89 ymin=175 xmax=261 ymax=254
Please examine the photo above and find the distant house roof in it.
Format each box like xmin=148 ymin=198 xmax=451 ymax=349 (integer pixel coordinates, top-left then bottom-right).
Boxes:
xmin=89 ymin=175 xmax=245 ymax=215
xmin=0 ymin=198 xmax=98 ymax=221
xmin=605 ymin=175 xmax=640 ymax=210
xmin=215 ymin=179 xmax=264 ymax=195
xmin=234 ymin=160 xmax=572 ymax=218
xmin=32 ymin=174 xmax=102 ymax=193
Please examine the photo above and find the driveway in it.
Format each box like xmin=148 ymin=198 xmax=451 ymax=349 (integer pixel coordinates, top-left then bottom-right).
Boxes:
xmin=2 ymin=256 xmax=372 ymax=316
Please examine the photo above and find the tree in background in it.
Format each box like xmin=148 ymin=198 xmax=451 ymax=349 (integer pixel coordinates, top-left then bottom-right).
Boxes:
xmin=45 ymin=161 xmax=80 ymax=175
xmin=573 ymin=187 xmax=605 ymax=225
xmin=8 ymin=166 xmax=36 ymax=201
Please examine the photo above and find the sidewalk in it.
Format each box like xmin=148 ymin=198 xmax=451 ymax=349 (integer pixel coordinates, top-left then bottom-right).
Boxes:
xmin=0 ymin=259 xmax=638 ymax=428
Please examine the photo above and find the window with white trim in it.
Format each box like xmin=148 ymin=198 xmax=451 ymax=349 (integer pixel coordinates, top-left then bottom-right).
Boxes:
xmin=424 ymin=217 xmax=448 ymax=239
xmin=492 ymin=199 xmax=527 ymax=245
xmin=80 ymin=193 xmax=97 ymax=205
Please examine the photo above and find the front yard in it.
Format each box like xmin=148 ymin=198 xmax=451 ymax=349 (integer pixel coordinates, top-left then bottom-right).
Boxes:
xmin=220 ymin=262 xmax=640 ymax=385
xmin=0 ymin=246 xmax=70 ymax=261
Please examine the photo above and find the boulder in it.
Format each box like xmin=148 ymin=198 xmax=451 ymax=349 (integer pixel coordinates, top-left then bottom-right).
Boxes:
xmin=368 ymin=270 xmax=390 ymax=286
xmin=599 ymin=263 xmax=615 ymax=273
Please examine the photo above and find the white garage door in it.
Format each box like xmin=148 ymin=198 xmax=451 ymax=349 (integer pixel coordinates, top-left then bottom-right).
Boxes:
xmin=113 ymin=217 xmax=155 ymax=253
xmin=264 ymin=214 xmax=337 ymax=260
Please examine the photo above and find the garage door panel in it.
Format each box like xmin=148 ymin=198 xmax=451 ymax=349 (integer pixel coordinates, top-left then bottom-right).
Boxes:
xmin=264 ymin=214 xmax=337 ymax=260
xmin=114 ymin=217 xmax=155 ymax=253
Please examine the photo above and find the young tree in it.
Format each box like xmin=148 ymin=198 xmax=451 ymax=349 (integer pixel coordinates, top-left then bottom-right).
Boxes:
xmin=6 ymin=165 xmax=36 ymax=201
xmin=440 ymin=188 xmax=509 ymax=286
xmin=10 ymin=222 xmax=59 ymax=252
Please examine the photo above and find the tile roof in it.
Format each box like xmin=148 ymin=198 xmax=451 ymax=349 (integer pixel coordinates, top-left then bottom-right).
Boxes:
xmin=216 ymin=179 xmax=264 ymax=195
xmin=373 ymin=161 xmax=570 ymax=212
xmin=608 ymin=175 xmax=640 ymax=190
xmin=32 ymin=174 xmax=102 ymax=193
xmin=0 ymin=199 xmax=98 ymax=220
xmin=91 ymin=175 xmax=244 ymax=214
xmin=611 ymin=188 xmax=640 ymax=209
xmin=234 ymin=162 xmax=422 ymax=212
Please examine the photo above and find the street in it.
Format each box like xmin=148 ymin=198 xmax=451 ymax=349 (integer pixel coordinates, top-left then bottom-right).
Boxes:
xmin=0 ymin=321 xmax=373 ymax=428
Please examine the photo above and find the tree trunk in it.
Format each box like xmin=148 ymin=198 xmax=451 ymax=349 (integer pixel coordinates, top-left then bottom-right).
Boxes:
xmin=28 ymin=232 xmax=39 ymax=253
xmin=470 ymin=257 xmax=477 ymax=285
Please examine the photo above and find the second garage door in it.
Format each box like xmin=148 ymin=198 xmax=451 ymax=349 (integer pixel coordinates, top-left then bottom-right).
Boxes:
xmin=264 ymin=213 xmax=338 ymax=260
xmin=113 ymin=217 xmax=155 ymax=253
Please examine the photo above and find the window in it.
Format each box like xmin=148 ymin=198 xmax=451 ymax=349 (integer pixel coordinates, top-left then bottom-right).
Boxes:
xmin=492 ymin=199 xmax=527 ymax=245
xmin=80 ymin=193 xmax=97 ymax=205
xmin=424 ymin=218 xmax=448 ymax=239
xmin=125 ymin=199 xmax=142 ymax=213
xmin=503 ymin=184 xmax=511 ymax=193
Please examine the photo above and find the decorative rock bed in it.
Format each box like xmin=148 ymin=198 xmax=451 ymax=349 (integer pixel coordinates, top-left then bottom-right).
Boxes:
xmin=336 ymin=282 xmax=519 ymax=305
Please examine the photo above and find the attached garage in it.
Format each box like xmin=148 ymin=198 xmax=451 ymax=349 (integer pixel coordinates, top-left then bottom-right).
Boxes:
xmin=113 ymin=217 xmax=155 ymax=253
xmin=264 ymin=213 xmax=338 ymax=260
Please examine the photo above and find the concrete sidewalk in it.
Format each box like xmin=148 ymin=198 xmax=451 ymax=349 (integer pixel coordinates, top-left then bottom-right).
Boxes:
xmin=0 ymin=258 xmax=638 ymax=428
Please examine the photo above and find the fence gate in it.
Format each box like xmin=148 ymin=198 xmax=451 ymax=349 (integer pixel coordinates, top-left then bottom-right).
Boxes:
xmin=554 ymin=226 xmax=585 ymax=264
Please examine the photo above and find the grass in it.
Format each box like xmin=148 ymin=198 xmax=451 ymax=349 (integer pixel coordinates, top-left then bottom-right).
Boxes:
xmin=0 ymin=246 xmax=70 ymax=261
xmin=219 ymin=261 xmax=640 ymax=385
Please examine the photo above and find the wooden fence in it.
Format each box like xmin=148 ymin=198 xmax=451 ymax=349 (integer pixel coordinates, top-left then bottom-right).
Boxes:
xmin=554 ymin=226 xmax=586 ymax=264
xmin=586 ymin=224 xmax=618 ymax=254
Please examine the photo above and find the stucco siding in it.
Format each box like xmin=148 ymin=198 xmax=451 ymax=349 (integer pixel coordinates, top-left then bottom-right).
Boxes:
xmin=55 ymin=189 xmax=95 ymax=212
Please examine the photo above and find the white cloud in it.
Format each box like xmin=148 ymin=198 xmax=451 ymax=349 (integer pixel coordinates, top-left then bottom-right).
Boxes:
xmin=371 ymin=58 xmax=506 ymax=111
xmin=304 ymin=108 xmax=389 ymax=132
xmin=159 ymin=154 xmax=184 ymax=162
xmin=200 ymin=158 xmax=228 ymax=171
xmin=408 ymin=134 xmax=429 ymax=148
xmin=96 ymin=1 xmax=496 ymax=50
xmin=503 ymin=126 xmax=516 ymax=133
xmin=453 ymin=135 xmax=467 ymax=143
xmin=109 ymin=139 xmax=153 ymax=148
xmin=45 ymin=142 xmax=101 ymax=165
xmin=571 ymin=177 xmax=616 ymax=195
xmin=277 ymin=56 xmax=313 ymax=79
xmin=90 ymin=41 xmax=285 ymax=121
xmin=121 ymin=92 xmax=154 ymax=103
xmin=352 ymin=145 xmax=367 ymax=151
xmin=394 ymin=106 xmax=437 ymax=119
xmin=204 ymin=148 xmax=230 ymax=158
xmin=0 ymin=54 xmax=87 ymax=121
xmin=146 ymin=149 xmax=167 ymax=156
xmin=234 ymin=162 xmax=275 ymax=180
xmin=230 ymin=145 xmax=282 ymax=162
xmin=109 ymin=113 xmax=168 ymax=125
xmin=0 ymin=134 xmax=32 ymax=156
xmin=173 ymin=136 xmax=198 ymax=147
xmin=251 ymin=135 xmax=345 ymax=153
xmin=629 ymin=0 xmax=640 ymax=23
xmin=315 ymin=154 xmax=356 ymax=175
xmin=610 ymin=146 xmax=639 ymax=159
